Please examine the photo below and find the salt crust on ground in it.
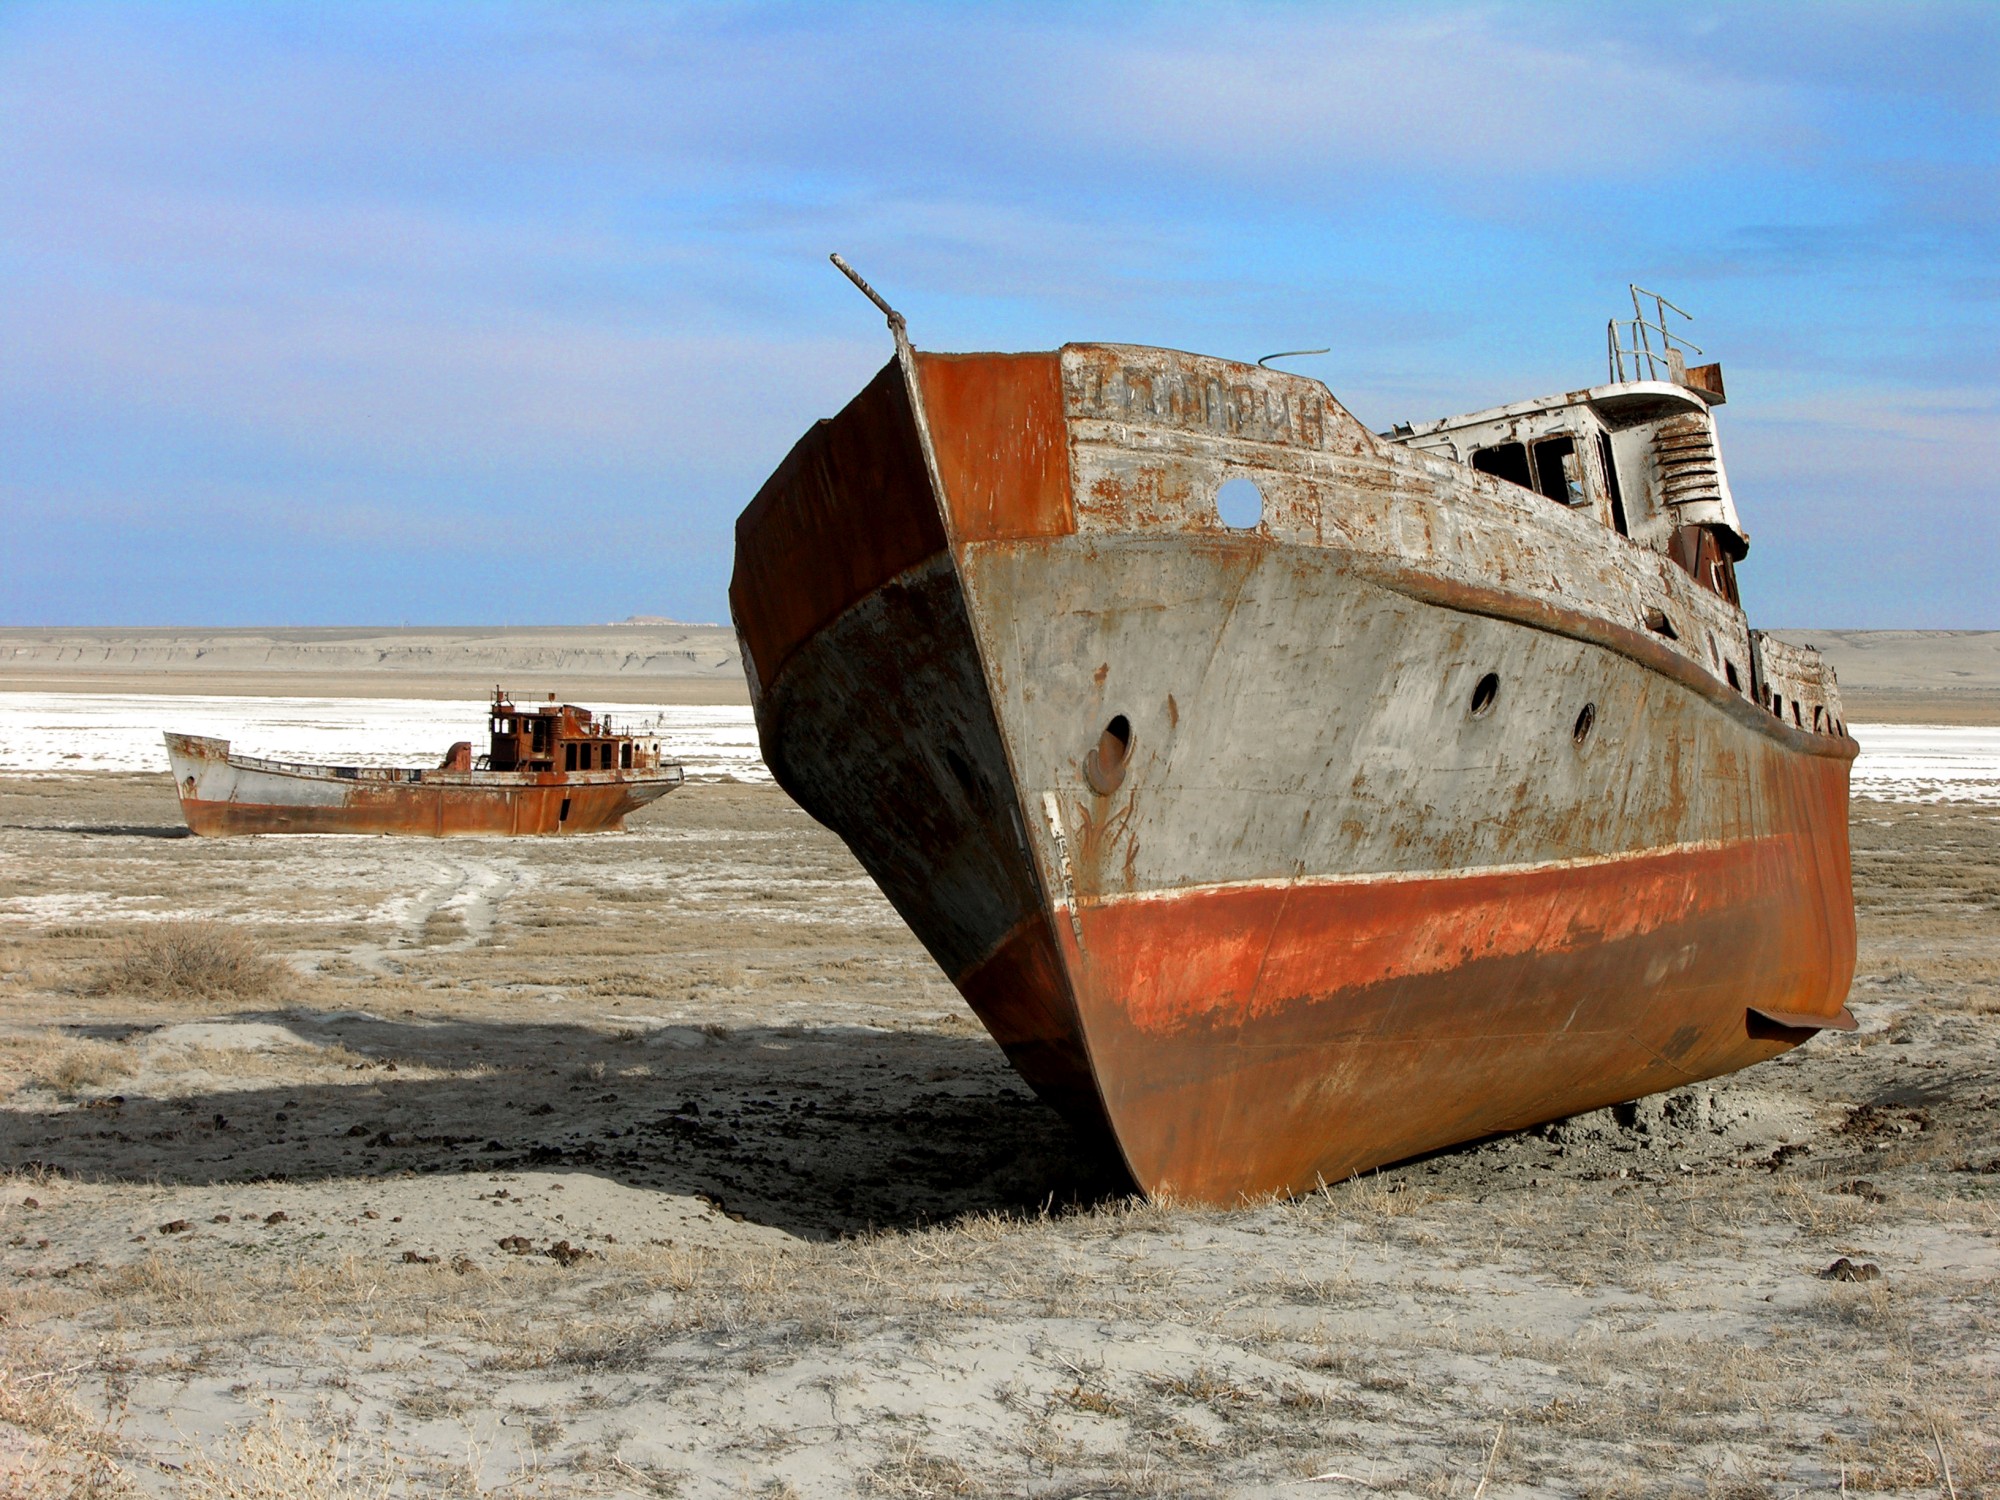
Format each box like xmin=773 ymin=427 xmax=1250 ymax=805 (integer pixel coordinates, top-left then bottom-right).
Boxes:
xmin=0 ymin=776 xmax=1995 ymax=1496
xmin=4 ymin=694 xmax=2000 ymax=802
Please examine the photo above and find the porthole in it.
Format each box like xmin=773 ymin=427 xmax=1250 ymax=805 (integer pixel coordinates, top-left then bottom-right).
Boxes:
xmin=1215 ymin=476 xmax=1264 ymax=530
xmin=1469 ymin=673 xmax=1500 ymax=719
xmin=1645 ymin=608 xmax=1678 ymax=640
xmin=1724 ymin=661 xmax=1741 ymax=692
xmin=1573 ymin=703 xmax=1596 ymax=746
xmin=1085 ymin=714 xmax=1133 ymax=796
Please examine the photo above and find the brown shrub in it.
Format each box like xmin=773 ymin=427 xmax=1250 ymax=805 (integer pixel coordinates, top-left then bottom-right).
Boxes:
xmin=36 ymin=1040 xmax=133 ymax=1097
xmin=91 ymin=921 xmax=286 ymax=1003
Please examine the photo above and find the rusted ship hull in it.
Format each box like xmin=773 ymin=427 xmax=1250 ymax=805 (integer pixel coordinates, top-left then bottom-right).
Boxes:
xmin=165 ymin=733 xmax=681 ymax=837
xmin=732 ymin=346 xmax=1856 ymax=1202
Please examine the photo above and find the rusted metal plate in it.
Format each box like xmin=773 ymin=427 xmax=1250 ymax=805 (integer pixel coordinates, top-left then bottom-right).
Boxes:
xmin=1749 ymin=1004 xmax=1859 ymax=1033
xmin=730 ymin=361 xmax=947 ymax=698
xmin=916 ymin=353 xmax=1074 ymax=543
xmin=731 ymin=337 xmax=1858 ymax=1203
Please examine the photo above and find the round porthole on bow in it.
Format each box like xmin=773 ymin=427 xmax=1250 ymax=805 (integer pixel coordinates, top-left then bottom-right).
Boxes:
xmin=1085 ymin=714 xmax=1132 ymax=796
xmin=1469 ymin=672 xmax=1500 ymax=719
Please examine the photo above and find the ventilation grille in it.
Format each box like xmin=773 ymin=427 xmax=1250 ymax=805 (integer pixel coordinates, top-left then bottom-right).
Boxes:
xmin=1653 ymin=414 xmax=1722 ymax=509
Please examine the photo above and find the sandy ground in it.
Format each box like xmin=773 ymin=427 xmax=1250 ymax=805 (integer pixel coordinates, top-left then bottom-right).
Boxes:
xmin=1 ymin=775 xmax=1996 ymax=1497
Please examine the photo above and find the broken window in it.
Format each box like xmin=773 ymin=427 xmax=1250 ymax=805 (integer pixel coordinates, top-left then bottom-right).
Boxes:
xmin=1598 ymin=434 xmax=1629 ymax=535
xmin=564 ymin=743 xmax=577 ymax=771
xmin=1533 ymin=437 xmax=1586 ymax=506
xmin=1472 ymin=442 xmax=1533 ymax=490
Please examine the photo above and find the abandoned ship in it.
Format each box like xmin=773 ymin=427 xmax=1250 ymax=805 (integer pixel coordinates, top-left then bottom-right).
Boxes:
xmin=731 ymin=270 xmax=1857 ymax=1203
xmin=165 ymin=690 xmax=683 ymax=836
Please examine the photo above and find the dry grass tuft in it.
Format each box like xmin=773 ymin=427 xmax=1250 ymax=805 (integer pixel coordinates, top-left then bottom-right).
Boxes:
xmin=90 ymin=922 xmax=286 ymax=1004
xmin=860 ymin=1442 xmax=980 ymax=1497
xmin=0 ymin=1352 xmax=134 ymax=1498
xmin=172 ymin=1404 xmax=398 ymax=1500
xmin=35 ymin=1039 xmax=133 ymax=1098
xmin=1 ymin=1034 xmax=132 ymax=1102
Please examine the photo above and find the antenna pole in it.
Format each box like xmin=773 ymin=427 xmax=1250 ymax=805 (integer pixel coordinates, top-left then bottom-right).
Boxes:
xmin=830 ymin=254 xmax=908 ymax=340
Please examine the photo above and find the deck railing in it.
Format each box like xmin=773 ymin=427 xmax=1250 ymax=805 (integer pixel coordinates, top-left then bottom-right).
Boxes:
xmin=1607 ymin=285 xmax=1704 ymax=384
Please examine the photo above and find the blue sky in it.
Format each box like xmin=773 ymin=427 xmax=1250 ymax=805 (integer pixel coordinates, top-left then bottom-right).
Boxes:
xmin=2 ymin=2 xmax=1993 ymax=627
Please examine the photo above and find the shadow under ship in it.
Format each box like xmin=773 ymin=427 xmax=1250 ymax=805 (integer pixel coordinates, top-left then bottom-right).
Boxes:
xmin=166 ymin=691 xmax=683 ymax=836
xmin=731 ymin=279 xmax=1857 ymax=1203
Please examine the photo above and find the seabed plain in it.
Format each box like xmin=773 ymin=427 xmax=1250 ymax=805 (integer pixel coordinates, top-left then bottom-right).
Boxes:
xmin=0 ymin=772 xmax=1995 ymax=1497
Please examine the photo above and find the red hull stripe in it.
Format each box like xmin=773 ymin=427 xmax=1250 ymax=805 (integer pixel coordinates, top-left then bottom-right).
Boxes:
xmin=1069 ymin=836 xmax=1831 ymax=1035
xmin=177 ymin=785 xmax=650 ymax=836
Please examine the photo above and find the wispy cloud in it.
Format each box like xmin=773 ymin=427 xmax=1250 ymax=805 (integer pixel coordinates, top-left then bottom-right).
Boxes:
xmin=0 ymin=1 xmax=1991 ymax=624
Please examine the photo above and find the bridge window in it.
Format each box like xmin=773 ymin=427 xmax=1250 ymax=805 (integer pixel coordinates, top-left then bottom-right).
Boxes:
xmin=1598 ymin=434 xmax=1629 ymax=535
xmin=1533 ymin=437 xmax=1586 ymax=506
xmin=1472 ymin=442 xmax=1533 ymax=490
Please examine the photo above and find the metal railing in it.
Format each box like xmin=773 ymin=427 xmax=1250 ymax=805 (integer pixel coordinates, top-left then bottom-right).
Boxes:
xmin=1607 ymin=285 xmax=1704 ymax=384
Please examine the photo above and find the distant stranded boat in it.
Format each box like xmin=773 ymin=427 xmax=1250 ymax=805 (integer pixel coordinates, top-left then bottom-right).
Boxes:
xmin=165 ymin=690 xmax=683 ymax=836
xmin=730 ymin=268 xmax=1857 ymax=1204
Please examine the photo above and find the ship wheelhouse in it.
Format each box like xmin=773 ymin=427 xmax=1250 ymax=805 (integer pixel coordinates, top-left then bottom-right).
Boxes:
xmin=1386 ymin=373 xmax=1744 ymax=610
xmin=1382 ymin=287 xmax=1838 ymax=737
xmin=481 ymin=689 xmax=663 ymax=775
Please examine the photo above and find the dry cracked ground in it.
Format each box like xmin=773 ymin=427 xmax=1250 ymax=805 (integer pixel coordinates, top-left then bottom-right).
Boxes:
xmin=0 ymin=774 xmax=1995 ymax=1498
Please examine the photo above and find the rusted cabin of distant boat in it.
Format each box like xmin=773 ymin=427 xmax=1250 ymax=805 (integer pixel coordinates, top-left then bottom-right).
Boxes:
xmin=480 ymin=690 xmax=657 ymax=775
